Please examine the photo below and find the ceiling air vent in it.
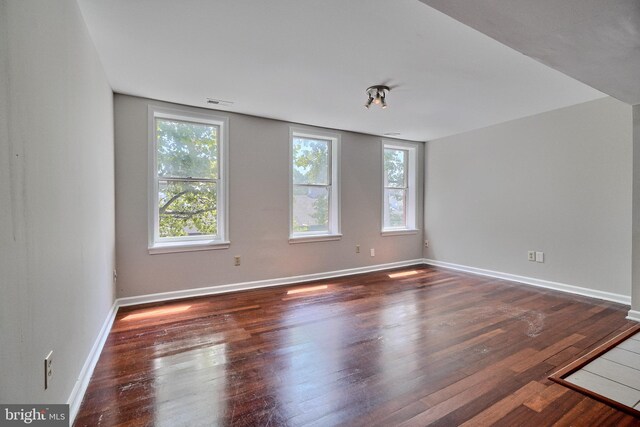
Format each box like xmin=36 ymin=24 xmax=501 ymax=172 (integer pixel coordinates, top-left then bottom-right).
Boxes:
xmin=206 ymin=98 xmax=234 ymax=107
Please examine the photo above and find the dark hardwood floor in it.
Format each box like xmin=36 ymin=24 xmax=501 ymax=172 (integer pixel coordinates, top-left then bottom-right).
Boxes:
xmin=74 ymin=265 xmax=640 ymax=426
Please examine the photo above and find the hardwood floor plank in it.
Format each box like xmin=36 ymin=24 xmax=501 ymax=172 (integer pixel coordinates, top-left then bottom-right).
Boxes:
xmin=523 ymin=383 xmax=569 ymax=413
xmin=396 ymin=374 xmax=512 ymax=427
xmin=420 ymin=348 xmax=538 ymax=407
xmin=509 ymin=334 xmax=585 ymax=373
xmin=458 ymin=380 xmax=546 ymax=426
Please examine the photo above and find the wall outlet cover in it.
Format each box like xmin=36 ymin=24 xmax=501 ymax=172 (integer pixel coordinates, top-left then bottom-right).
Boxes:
xmin=44 ymin=351 xmax=53 ymax=390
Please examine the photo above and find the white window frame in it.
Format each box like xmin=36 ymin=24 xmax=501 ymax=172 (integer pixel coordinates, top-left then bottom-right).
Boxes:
xmin=289 ymin=127 xmax=341 ymax=243
xmin=381 ymin=140 xmax=419 ymax=235
xmin=147 ymin=105 xmax=230 ymax=254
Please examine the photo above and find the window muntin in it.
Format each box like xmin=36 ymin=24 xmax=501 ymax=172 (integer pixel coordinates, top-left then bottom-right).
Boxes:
xmin=290 ymin=130 xmax=340 ymax=241
xmin=149 ymin=108 xmax=228 ymax=251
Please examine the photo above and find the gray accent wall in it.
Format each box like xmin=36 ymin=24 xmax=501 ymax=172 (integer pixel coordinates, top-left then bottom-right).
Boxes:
xmin=425 ymin=97 xmax=632 ymax=298
xmin=0 ymin=0 xmax=115 ymax=404
xmin=114 ymin=95 xmax=424 ymax=298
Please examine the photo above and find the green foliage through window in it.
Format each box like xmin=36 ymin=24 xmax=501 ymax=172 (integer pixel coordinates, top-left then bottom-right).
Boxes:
xmin=156 ymin=118 xmax=219 ymax=238
xmin=384 ymin=148 xmax=408 ymax=228
xmin=292 ymin=136 xmax=331 ymax=233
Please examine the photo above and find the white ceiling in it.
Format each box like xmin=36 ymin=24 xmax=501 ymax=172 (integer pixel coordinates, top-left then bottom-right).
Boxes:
xmin=420 ymin=0 xmax=640 ymax=106
xmin=77 ymin=0 xmax=604 ymax=141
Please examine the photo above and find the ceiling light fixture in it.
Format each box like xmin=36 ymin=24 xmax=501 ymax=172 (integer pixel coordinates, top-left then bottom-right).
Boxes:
xmin=364 ymin=85 xmax=390 ymax=109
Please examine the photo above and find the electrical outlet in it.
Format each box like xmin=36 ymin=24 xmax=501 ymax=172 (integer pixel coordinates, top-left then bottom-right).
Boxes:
xmin=234 ymin=256 xmax=241 ymax=266
xmin=356 ymin=245 xmax=360 ymax=254
xmin=527 ymin=251 xmax=535 ymax=262
xmin=535 ymin=252 xmax=544 ymax=263
xmin=44 ymin=351 xmax=53 ymax=390
xmin=370 ymin=248 xmax=375 ymax=257
xmin=425 ymin=240 xmax=429 ymax=248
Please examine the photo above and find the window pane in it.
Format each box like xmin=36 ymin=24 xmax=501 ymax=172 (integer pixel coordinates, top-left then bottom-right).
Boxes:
xmin=384 ymin=148 xmax=406 ymax=188
xmin=384 ymin=188 xmax=406 ymax=228
xmin=157 ymin=118 xmax=218 ymax=179
xmin=158 ymin=180 xmax=217 ymax=238
xmin=292 ymin=137 xmax=329 ymax=185
xmin=292 ymin=185 xmax=329 ymax=233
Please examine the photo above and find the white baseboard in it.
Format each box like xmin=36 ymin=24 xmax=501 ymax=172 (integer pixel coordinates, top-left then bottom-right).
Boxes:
xmin=67 ymin=300 xmax=118 ymax=424
xmin=423 ymin=258 xmax=631 ymax=306
xmin=627 ymin=309 xmax=640 ymax=322
xmin=118 ymin=259 xmax=425 ymax=307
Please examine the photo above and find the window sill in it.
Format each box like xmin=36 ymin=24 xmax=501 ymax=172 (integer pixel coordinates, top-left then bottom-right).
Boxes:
xmin=148 ymin=240 xmax=231 ymax=255
xmin=289 ymin=234 xmax=343 ymax=244
xmin=381 ymin=229 xmax=420 ymax=237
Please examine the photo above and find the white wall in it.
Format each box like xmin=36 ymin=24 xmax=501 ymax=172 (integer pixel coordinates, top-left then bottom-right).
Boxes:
xmin=115 ymin=95 xmax=424 ymax=298
xmin=0 ymin=0 xmax=115 ymax=405
xmin=425 ymin=97 xmax=632 ymax=298
xmin=632 ymin=105 xmax=640 ymax=312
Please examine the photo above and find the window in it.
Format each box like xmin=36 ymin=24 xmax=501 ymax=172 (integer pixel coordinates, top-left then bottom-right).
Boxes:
xmin=290 ymin=128 xmax=341 ymax=243
xmin=382 ymin=141 xmax=418 ymax=234
xmin=148 ymin=106 xmax=229 ymax=253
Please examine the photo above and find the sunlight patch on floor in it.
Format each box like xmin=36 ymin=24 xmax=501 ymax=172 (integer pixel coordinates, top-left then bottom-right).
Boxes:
xmin=122 ymin=305 xmax=192 ymax=321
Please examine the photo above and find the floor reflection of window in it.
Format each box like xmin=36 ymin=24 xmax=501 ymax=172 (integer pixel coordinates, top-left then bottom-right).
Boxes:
xmin=279 ymin=306 xmax=346 ymax=420
xmin=380 ymin=293 xmax=419 ymax=387
xmin=152 ymin=343 xmax=227 ymax=426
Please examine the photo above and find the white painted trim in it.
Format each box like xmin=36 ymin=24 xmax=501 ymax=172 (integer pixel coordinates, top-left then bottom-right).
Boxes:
xmin=149 ymin=240 xmax=230 ymax=254
xmin=67 ymin=300 xmax=118 ymax=424
xmin=288 ymin=234 xmax=342 ymax=244
xmin=118 ymin=259 xmax=424 ymax=307
xmin=147 ymin=105 xmax=230 ymax=249
xmin=381 ymin=229 xmax=419 ymax=236
xmin=627 ymin=310 xmax=640 ymax=322
xmin=423 ymin=258 xmax=631 ymax=305
xmin=382 ymin=139 xmax=418 ymax=232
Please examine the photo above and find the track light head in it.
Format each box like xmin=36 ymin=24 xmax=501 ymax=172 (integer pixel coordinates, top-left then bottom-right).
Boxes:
xmin=365 ymin=95 xmax=374 ymax=108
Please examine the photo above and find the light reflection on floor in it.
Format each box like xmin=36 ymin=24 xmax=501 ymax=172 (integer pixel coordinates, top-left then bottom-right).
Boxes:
xmin=153 ymin=344 xmax=228 ymax=426
xmin=286 ymin=284 xmax=329 ymax=295
xmin=121 ymin=305 xmax=192 ymax=321
xmin=388 ymin=270 xmax=419 ymax=279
